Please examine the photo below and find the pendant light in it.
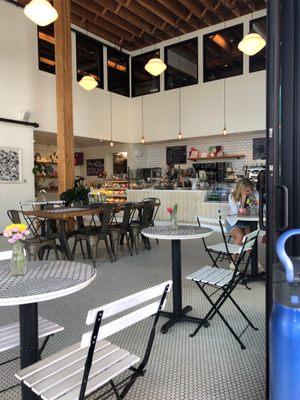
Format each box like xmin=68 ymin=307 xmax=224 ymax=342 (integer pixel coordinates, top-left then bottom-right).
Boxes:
xmin=144 ymin=1 xmax=166 ymax=76
xmin=223 ymin=78 xmax=227 ymax=136
xmin=110 ymin=92 xmax=114 ymax=147
xmin=177 ymin=37 xmax=183 ymax=140
xmin=79 ymin=0 xmax=98 ymax=91
xmin=79 ymin=75 xmax=98 ymax=91
xmin=238 ymin=7 xmax=266 ymax=56
xmin=24 ymin=0 xmax=58 ymax=26
xmin=178 ymin=88 xmax=182 ymax=140
xmin=141 ymin=96 xmax=145 ymax=144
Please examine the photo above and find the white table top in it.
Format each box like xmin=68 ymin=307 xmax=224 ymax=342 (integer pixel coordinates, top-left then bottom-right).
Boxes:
xmin=228 ymin=214 xmax=259 ymax=222
xmin=0 ymin=261 xmax=96 ymax=306
xmin=142 ymin=225 xmax=213 ymax=240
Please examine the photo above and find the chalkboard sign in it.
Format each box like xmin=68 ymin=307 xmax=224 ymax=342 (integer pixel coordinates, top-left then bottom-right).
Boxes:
xmin=166 ymin=145 xmax=187 ymax=165
xmin=86 ymin=159 xmax=104 ymax=176
xmin=253 ymin=138 xmax=266 ymax=160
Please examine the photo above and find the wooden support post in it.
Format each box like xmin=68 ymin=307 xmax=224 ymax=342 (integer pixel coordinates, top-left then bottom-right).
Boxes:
xmin=54 ymin=0 xmax=74 ymax=194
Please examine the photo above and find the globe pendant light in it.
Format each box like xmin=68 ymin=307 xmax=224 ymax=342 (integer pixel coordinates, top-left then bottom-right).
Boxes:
xmin=145 ymin=58 xmax=167 ymax=76
xmin=238 ymin=7 xmax=266 ymax=56
xmin=24 ymin=0 xmax=58 ymax=26
xmin=78 ymin=0 xmax=98 ymax=91
xmin=79 ymin=75 xmax=98 ymax=91
xmin=238 ymin=33 xmax=266 ymax=56
xmin=144 ymin=0 xmax=166 ymax=77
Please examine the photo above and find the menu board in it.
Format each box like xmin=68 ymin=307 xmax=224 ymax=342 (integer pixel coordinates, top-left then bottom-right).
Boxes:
xmin=253 ymin=138 xmax=266 ymax=160
xmin=86 ymin=159 xmax=104 ymax=176
xmin=166 ymin=145 xmax=187 ymax=165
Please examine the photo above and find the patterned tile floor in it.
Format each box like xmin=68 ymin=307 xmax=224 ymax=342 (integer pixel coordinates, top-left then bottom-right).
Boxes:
xmin=0 ymin=233 xmax=265 ymax=399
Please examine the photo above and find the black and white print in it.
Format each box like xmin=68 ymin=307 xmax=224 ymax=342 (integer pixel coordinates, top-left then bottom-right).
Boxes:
xmin=0 ymin=148 xmax=22 ymax=182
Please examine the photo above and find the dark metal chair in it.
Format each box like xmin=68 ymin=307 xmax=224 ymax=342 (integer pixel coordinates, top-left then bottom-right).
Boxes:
xmin=108 ymin=202 xmax=135 ymax=261
xmin=71 ymin=205 xmax=115 ymax=266
xmin=7 ymin=210 xmax=59 ymax=261
xmin=128 ymin=201 xmax=153 ymax=253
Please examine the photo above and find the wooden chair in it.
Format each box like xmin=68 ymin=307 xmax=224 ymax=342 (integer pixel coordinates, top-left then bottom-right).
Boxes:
xmin=187 ymin=230 xmax=259 ymax=349
xmin=0 ymin=251 xmax=64 ymax=393
xmin=15 ymin=280 xmax=172 ymax=400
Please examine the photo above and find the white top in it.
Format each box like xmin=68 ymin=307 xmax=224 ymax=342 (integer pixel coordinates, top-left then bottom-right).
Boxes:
xmin=0 ymin=261 xmax=96 ymax=306
xmin=227 ymin=194 xmax=242 ymax=226
xmin=142 ymin=225 xmax=212 ymax=240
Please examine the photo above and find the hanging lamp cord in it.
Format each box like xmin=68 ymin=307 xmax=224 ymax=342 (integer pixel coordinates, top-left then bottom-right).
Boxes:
xmin=110 ymin=92 xmax=113 ymax=142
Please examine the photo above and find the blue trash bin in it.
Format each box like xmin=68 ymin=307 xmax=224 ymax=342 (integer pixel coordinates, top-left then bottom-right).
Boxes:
xmin=270 ymin=229 xmax=300 ymax=400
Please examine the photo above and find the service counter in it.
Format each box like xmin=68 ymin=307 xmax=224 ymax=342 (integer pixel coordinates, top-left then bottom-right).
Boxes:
xmin=126 ymin=189 xmax=229 ymax=224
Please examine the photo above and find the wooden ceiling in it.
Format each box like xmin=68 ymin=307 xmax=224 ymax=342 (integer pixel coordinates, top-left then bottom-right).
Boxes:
xmin=16 ymin=0 xmax=266 ymax=51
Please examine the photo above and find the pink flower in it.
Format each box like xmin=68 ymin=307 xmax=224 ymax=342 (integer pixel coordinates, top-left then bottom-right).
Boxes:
xmin=167 ymin=207 xmax=173 ymax=214
xmin=14 ymin=233 xmax=24 ymax=241
xmin=8 ymin=237 xmax=17 ymax=244
xmin=3 ymin=230 xmax=11 ymax=237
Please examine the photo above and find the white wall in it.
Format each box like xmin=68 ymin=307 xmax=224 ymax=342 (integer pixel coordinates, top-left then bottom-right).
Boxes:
xmin=0 ymin=0 xmax=266 ymax=145
xmin=0 ymin=123 xmax=34 ymax=231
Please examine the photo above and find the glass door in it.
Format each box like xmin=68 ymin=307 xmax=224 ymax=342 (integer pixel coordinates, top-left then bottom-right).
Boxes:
xmin=266 ymin=0 xmax=300 ymax=396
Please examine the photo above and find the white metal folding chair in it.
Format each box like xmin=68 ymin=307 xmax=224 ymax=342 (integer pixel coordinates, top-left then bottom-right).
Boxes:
xmin=15 ymin=280 xmax=172 ymax=400
xmin=187 ymin=230 xmax=259 ymax=349
xmin=196 ymin=213 xmax=237 ymax=268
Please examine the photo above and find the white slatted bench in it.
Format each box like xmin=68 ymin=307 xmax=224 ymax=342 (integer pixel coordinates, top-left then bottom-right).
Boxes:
xmin=16 ymin=280 xmax=172 ymax=400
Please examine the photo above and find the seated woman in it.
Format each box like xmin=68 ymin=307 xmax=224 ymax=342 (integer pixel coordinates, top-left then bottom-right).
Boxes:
xmin=226 ymin=178 xmax=255 ymax=245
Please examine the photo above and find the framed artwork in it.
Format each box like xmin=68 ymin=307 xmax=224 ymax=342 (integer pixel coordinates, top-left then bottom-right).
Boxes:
xmin=0 ymin=147 xmax=22 ymax=183
xmin=86 ymin=158 xmax=104 ymax=176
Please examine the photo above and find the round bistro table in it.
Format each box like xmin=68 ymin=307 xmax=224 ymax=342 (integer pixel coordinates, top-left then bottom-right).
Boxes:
xmin=142 ymin=225 xmax=212 ymax=334
xmin=0 ymin=260 xmax=96 ymax=400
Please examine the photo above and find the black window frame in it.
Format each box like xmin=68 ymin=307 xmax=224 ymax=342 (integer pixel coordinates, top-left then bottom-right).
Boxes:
xmin=164 ymin=37 xmax=198 ymax=91
xmin=37 ymin=24 xmax=55 ymax=75
xmin=203 ymin=24 xmax=244 ymax=83
xmin=107 ymin=46 xmax=130 ymax=97
xmin=76 ymin=31 xmax=104 ymax=90
xmin=249 ymin=16 xmax=267 ymax=73
xmin=131 ymin=49 xmax=161 ymax=98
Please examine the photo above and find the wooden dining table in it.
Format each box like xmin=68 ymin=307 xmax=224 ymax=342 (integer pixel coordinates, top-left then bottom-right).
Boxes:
xmin=23 ymin=205 xmax=120 ymax=260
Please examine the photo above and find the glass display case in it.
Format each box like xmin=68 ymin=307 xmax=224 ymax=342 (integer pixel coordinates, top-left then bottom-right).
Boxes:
xmin=205 ymin=184 xmax=233 ymax=202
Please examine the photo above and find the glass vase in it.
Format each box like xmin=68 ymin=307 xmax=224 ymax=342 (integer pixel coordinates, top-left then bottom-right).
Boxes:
xmin=170 ymin=214 xmax=178 ymax=230
xmin=11 ymin=241 xmax=26 ymax=277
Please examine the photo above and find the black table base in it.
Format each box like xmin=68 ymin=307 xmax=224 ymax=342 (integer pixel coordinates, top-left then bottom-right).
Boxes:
xmin=19 ymin=303 xmax=40 ymax=400
xmin=160 ymin=307 xmax=209 ymax=334
xmin=160 ymin=240 xmax=209 ymax=334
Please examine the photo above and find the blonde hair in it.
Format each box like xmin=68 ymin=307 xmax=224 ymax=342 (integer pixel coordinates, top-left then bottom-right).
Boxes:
xmin=232 ymin=178 xmax=254 ymax=202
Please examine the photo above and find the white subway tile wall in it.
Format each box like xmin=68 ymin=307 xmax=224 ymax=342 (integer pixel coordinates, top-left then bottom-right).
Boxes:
xmin=131 ymin=131 xmax=266 ymax=176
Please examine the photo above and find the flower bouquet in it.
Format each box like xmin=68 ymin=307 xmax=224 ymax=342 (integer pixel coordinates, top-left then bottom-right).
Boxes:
xmin=167 ymin=204 xmax=178 ymax=229
xmin=3 ymin=224 xmax=30 ymax=276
